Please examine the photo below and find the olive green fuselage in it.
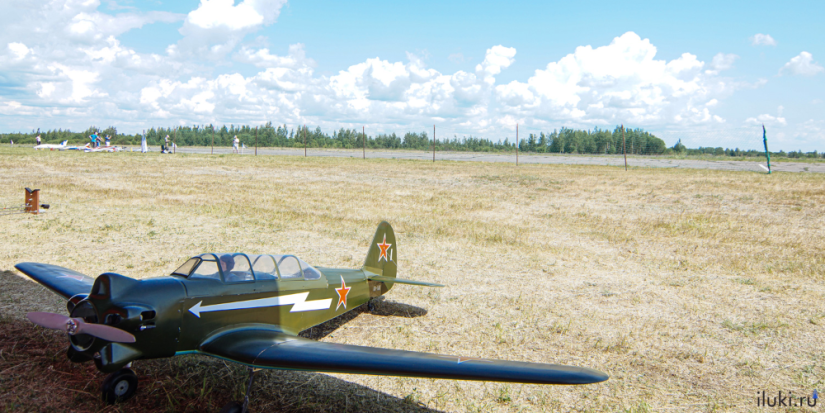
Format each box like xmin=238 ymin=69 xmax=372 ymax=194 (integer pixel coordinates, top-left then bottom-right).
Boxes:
xmin=81 ymin=267 xmax=388 ymax=372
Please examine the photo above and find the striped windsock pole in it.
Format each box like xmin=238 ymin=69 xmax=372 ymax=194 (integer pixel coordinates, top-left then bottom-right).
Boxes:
xmin=763 ymin=124 xmax=771 ymax=174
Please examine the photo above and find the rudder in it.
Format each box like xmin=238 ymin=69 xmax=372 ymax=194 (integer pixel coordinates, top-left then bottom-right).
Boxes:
xmin=364 ymin=222 xmax=397 ymax=297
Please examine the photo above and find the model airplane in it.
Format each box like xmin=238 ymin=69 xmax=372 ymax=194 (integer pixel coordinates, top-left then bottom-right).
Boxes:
xmin=33 ymin=140 xmax=68 ymax=150
xmin=64 ymin=143 xmax=90 ymax=151
xmin=86 ymin=145 xmax=124 ymax=152
xmin=16 ymin=222 xmax=608 ymax=413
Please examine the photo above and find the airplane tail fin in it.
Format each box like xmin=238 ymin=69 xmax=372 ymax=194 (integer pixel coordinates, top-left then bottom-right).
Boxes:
xmin=61 ymin=140 xmax=68 ymax=146
xmin=363 ymin=221 xmax=396 ymax=279
xmin=363 ymin=222 xmax=443 ymax=297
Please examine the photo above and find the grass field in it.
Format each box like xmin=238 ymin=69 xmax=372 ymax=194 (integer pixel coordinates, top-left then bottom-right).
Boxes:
xmin=1 ymin=147 xmax=824 ymax=412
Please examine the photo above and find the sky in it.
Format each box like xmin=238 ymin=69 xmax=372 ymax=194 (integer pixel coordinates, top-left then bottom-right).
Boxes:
xmin=1 ymin=0 xmax=823 ymax=151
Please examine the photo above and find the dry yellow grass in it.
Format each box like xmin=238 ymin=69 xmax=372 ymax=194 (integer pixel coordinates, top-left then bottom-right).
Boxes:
xmin=1 ymin=147 xmax=824 ymax=412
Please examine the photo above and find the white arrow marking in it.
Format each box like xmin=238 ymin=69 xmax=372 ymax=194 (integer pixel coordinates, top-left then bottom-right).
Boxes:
xmin=189 ymin=292 xmax=332 ymax=318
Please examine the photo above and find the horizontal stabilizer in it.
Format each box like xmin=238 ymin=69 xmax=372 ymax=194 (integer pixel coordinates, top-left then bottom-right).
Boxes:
xmin=199 ymin=327 xmax=607 ymax=385
xmin=368 ymin=275 xmax=444 ymax=287
xmin=14 ymin=262 xmax=94 ymax=300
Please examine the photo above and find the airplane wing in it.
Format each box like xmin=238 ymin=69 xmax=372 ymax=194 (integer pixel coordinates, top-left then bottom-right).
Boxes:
xmin=14 ymin=262 xmax=95 ymax=300
xmin=198 ymin=326 xmax=608 ymax=385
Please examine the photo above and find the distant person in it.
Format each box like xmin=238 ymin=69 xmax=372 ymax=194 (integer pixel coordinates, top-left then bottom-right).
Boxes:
xmin=90 ymin=134 xmax=98 ymax=147
xmin=233 ymin=135 xmax=240 ymax=154
xmin=165 ymin=135 xmax=170 ymax=148
xmin=36 ymin=135 xmax=41 ymax=146
xmin=9 ymin=139 xmax=13 ymax=147
xmin=105 ymin=135 xmax=111 ymax=146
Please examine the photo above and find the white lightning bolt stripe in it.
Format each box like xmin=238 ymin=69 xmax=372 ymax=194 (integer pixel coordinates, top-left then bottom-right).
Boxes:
xmin=189 ymin=292 xmax=332 ymax=318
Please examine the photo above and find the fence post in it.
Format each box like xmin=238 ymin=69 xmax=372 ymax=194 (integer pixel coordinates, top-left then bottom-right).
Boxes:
xmin=622 ymin=124 xmax=627 ymax=171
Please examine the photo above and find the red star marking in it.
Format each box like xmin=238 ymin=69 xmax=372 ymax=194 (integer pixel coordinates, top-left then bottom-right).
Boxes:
xmin=335 ymin=276 xmax=351 ymax=310
xmin=376 ymin=234 xmax=392 ymax=262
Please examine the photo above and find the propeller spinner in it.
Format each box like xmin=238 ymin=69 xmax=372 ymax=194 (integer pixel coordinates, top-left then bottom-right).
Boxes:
xmin=27 ymin=311 xmax=136 ymax=343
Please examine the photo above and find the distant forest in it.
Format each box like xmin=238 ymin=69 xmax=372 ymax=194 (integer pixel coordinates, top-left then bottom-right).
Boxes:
xmin=2 ymin=124 xmax=822 ymax=158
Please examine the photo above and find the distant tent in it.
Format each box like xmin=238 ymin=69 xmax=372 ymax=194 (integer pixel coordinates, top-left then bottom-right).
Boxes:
xmin=140 ymin=135 xmax=148 ymax=153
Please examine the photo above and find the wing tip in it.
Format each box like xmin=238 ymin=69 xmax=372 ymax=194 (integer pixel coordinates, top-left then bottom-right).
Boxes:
xmin=586 ymin=369 xmax=610 ymax=384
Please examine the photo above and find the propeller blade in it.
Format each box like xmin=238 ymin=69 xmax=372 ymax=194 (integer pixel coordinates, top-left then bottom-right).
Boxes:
xmin=26 ymin=312 xmax=136 ymax=343
xmin=27 ymin=312 xmax=70 ymax=330
xmin=76 ymin=320 xmax=136 ymax=343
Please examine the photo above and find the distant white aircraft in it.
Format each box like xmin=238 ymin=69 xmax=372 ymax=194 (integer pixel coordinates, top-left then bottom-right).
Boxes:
xmin=33 ymin=140 xmax=68 ymax=150
xmin=88 ymin=145 xmax=125 ymax=153
xmin=63 ymin=143 xmax=90 ymax=151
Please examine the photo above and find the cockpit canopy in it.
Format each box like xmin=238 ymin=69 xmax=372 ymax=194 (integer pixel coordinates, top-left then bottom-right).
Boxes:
xmin=171 ymin=253 xmax=322 ymax=283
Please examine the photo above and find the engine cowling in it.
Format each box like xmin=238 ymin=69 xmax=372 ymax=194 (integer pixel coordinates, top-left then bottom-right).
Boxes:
xmin=67 ymin=273 xmax=185 ymax=373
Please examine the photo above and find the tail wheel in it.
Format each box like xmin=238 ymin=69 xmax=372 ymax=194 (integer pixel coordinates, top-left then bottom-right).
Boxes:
xmin=101 ymin=368 xmax=138 ymax=404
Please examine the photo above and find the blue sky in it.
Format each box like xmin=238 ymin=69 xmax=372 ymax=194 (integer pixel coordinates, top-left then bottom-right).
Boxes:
xmin=1 ymin=0 xmax=823 ymax=150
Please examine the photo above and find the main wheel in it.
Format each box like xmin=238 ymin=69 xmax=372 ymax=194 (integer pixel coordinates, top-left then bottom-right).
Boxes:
xmin=219 ymin=401 xmax=243 ymax=413
xmin=101 ymin=368 xmax=138 ymax=404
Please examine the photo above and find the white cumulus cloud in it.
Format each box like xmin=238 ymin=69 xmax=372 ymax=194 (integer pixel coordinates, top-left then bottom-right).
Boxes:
xmin=494 ymin=32 xmax=735 ymax=127
xmin=187 ymin=0 xmax=284 ymax=30
xmin=172 ymin=0 xmax=287 ymax=60
xmin=746 ymin=106 xmax=787 ymax=126
xmin=780 ymin=52 xmax=824 ymax=76
xmin=710 ymin=53 xmax=738 ymax=71
xmin=750 ymin=33 xmax=777 ymax=46
xmin=7 ymin=43 xmax=31 ymax=59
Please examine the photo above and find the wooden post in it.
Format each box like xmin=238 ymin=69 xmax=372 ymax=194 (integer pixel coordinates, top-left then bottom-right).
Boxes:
xmin=211 ymin=125 xmax=215 ymax=155
xmin=362 ymin=126 xmax=365 ymax=159
xmin=255 ymin=126 xmax=258 ymax=156
xmin=516 ymin=123 xmax=519 ymax=166
xmin=432 ymin=125 xmax=435 ymax=163
xmin=303 ymin=125 xmax=307 ymax=157
xmin=25 ymin=188 xmax=39 ymax=215
xmin=622 ymin=124 xmax=627 ymax=171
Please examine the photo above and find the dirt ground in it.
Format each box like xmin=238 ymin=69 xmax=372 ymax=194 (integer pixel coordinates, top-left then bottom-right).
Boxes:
xmin=1 ymin=147 xmax=823 ymax=412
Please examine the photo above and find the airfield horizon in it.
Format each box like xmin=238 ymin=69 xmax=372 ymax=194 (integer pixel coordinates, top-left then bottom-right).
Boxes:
xmin=1 ymin=147 xmax=823 ymax=412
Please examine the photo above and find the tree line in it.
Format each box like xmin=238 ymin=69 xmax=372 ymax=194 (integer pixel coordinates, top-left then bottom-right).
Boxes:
xmin=2 ymin=124 xmax=822 ymax=158
xmin=0 ymin=124 xmax=666 ymax=154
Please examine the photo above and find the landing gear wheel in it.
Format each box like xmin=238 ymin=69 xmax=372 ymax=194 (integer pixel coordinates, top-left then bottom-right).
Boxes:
xmin=367 ymin=299 xmax=376 ymax=312
xmin=101 ymin=368 xmax=138 ymax=404
xmin=219 ymin=401 xmax=243 ymax=413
